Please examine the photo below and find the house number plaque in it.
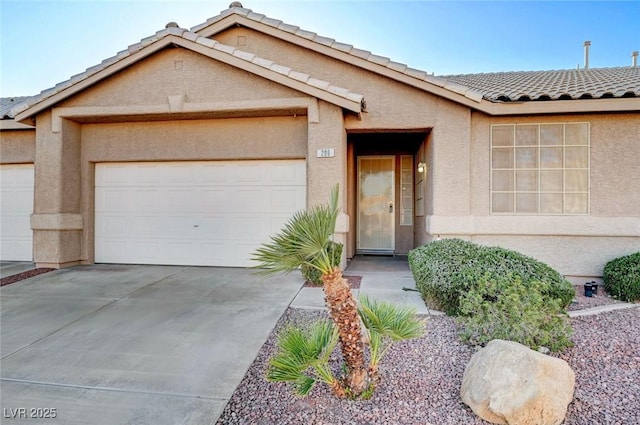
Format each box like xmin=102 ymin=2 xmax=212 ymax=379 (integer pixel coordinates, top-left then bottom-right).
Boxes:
xmin=316 ymin=148 xmax=335 ymax=158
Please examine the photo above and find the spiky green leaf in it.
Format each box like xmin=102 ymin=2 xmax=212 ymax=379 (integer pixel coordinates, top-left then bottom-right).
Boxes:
xmin=252 ymin=184 xmax=340 ymax=276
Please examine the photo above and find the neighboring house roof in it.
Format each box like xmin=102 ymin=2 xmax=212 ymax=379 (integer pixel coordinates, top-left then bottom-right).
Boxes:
xmin=11 ymin=25 xmax=365 ymax=123
xmin=444 ymin=67 xmax=640 ymax=102
xmin=1 ymin=96 xmax=34 ymax=119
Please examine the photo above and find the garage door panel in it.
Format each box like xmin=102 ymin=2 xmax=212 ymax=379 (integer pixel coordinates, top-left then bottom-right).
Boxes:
xmin=96 ymin=189 xmax=127 ymax=212
xmin=95 ymin=160 xmax=305 ymax=267
xmin=271 ymin=163 xmax=305 ymax=184
xmin=236 ymin=165 xmax=268 ymax=184
xmin=1 ymin=164 xmax=34 ymax=261
xmin=271 ymin=188 xmax=303 ymax=212
xmin=201 ymin=189 xmax=228 ymax=212
xmin=198 ymin=216 xmax=228 ymax=238
xmin=129 ymin=215 xmax=161 ymax=236
xmin=98 ymin=215 xmax=127 ymax=236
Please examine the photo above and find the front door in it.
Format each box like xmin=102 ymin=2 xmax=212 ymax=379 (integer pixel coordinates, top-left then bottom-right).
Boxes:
xmin=357 ymin=156 xmax=395 ymax=252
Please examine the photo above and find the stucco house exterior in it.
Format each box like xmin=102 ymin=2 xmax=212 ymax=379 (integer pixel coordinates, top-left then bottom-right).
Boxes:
xmin=1 ymin=3 xmax=638 ymax=278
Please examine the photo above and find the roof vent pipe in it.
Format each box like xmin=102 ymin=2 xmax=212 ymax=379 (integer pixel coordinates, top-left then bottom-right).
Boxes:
xmin=583 ymin=41 xmax=591 ymax=69
xmin=633 ymin=51 xmax=639 ymax=67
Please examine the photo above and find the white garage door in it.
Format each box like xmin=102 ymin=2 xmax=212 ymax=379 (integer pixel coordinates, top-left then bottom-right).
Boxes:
xmin=0 ymin=164 xmax=34 ymax=261
xmin=95 ymin=160 xmax=306 ymax=267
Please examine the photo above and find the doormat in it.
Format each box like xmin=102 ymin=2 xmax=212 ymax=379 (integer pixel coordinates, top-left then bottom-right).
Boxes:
xmin=304 ymin=275 xmax=362 ymax=289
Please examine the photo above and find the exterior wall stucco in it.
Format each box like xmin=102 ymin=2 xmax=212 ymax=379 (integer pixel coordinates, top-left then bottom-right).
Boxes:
xmin=469 ymin=112 xmax=640 ymax=216
xmin=427 ymin=111 xmax=640 ymax=277
xmin=31 ymin=114 xmax=83 ymax=267
xmin=215 ymin=27 xmax=451 ymax=131
xmin=14 ymin=23 xmax=638 ymax=276
xmin=0 ymin=129 xmax=36 ymax=163
xmin=24 ymin=45 xmax=316 ymax=267
xmin=63 ymin=47 xmax=305 ymax=109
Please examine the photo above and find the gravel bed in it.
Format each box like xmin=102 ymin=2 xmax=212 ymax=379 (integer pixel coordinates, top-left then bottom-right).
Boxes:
xmin=0 ymin=268 xmax=55 ymax=286
xmin=567 ymin=284 xmax=629 ymax=311
xmin=217 ymin=306 xmax=640 ymax=425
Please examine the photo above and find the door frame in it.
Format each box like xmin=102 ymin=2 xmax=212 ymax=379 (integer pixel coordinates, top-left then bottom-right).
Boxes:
xmin=356 ymin=155 xmax=396 ymax=253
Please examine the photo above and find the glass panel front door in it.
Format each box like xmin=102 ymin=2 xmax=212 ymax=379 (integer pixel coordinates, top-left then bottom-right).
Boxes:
xmin=357 ymin=156 xmax=395 ymax=251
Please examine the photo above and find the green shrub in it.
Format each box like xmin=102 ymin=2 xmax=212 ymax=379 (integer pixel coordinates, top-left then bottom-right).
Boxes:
xmin=603 ymin=252 xmax=640 ymax=302
xmin=301 ymin=241 xmax=343 ymax=285
xmin=408 ymin=239 xmax=575 ymax=315
xmin=458 ymin=274 xmax=573 ymax=352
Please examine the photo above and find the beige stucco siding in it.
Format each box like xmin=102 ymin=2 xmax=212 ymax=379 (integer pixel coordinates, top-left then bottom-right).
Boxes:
xmin=435 ymin=111 xmax=640 ymax=277
xmin=470 ymin=112 xmax=640 ymax=216
xmin=63 ymin=47 xmax=305 ymax=109
xmin=81 ymin=116 xmax=307 ymax=162
xmin=0 ymin=129 xmax=36 ymax=163
xmin=216 ymin=27 xmax=452 ymax=130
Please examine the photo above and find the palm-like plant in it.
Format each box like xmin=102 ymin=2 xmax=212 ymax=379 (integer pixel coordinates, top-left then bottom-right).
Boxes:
xmin=253 ymin=184 xmax=369 ymax=396
xmin=358 ymin=296 xmax=425 ymax=378
xmin=266 ymin=320 xmax=344 ymax=397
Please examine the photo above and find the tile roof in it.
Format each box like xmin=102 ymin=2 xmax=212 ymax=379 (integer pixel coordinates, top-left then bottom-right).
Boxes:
xmin=442 ymin=67 xmax=640 ymax=102
xmin=7 ymin=25 xmax=365 ymax=120
xmin=191 ymin=4 xmax=484 ymax=103
xmin=4 ymin=4 xmax=639 ymax=121
xmin=1 ymin=96 xmax=34 ymax=119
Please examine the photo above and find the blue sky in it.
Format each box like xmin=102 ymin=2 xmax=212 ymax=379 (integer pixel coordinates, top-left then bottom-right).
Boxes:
xmin=1 ymin=1 xmax=638 ymax=97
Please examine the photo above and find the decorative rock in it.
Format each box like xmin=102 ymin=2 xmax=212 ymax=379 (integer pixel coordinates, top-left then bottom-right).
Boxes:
xmin=460 ymin=339 xmax=575 ymax=425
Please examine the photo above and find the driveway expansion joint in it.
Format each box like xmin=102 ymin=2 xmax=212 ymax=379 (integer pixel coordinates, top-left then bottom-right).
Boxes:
xmin=0 ymin=377 xmax=223 ymax=400
xmin=0 ymin=299 xmax=120 ymax=361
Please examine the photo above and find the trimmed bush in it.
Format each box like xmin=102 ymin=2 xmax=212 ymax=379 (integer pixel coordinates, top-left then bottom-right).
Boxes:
xmin=408 ymin=239 xmax=575 ymax=315
xmin=458 ymin=274 xmax=573 ymax=352
xmin=301 ymin=241 xmax=343 ymax=285
xmin=603 ymin=252 xmax=640 ymax=302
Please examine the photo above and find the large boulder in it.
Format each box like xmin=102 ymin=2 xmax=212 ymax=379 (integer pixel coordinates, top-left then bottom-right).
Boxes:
xmin=460 ymin=339 xmax=575 ymax=425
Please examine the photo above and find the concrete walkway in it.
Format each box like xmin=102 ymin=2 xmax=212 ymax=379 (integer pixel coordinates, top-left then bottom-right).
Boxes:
xmin=1 ymin=264 xmax=301 ymax=425
xmin=291 ymin=255 xmax=436 ymax=315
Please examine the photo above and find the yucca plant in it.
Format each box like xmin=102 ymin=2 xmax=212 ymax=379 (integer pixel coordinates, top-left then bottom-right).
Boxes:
xmin=253 ymin=184 xmax=369 ymax=396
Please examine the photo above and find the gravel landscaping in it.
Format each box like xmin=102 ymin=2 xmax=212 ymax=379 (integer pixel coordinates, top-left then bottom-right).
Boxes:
xmin=217 ymin=304 xmax=640 ymax=425
xmin=567 ymin=283 xmax=628 ymax=311
xmin=0 ymin=268 xmax=54 ymax=286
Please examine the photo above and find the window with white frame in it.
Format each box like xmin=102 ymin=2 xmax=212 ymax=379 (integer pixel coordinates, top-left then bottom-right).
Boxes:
xmin=491 ymin=123 xmax=589 ymax=214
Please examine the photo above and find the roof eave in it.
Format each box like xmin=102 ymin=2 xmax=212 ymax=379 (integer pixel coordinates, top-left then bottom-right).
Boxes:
xmin=14 ymin=40 xmax=169 ymax=124
xmin=485 ymin=97 xmax=640 ymax=115
xmin=14 ymin=34 xmax=363 ymax=124
xmin=0 ymin=119 xmax=35 ymax=130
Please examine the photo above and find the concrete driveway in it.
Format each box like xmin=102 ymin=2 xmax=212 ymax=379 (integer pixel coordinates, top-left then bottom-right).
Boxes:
xmin=1 ymin=264 xmax=302 ymax=424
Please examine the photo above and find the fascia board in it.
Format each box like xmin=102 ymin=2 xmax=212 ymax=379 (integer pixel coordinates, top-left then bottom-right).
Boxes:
xmin=0 ymin=120 xmax=35 ymax=130
xmin=486 ymin=97 xmax=640 ymax=115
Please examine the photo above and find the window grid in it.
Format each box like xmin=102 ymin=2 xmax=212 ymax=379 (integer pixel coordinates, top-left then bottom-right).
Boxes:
xmin=490 ymin=123 xmax=590 ymax=215
xmin=400 ymin=155 xmax=413 ymax=225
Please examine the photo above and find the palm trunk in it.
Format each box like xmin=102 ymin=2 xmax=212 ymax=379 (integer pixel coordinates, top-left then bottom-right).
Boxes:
xmin=321 ymin=267 xmax=369 ymax=396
